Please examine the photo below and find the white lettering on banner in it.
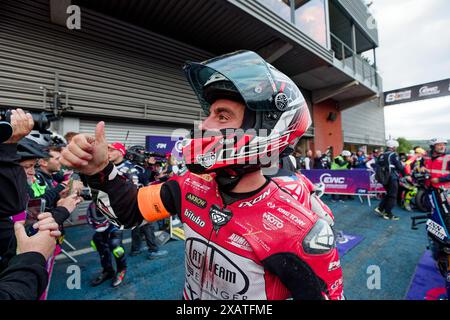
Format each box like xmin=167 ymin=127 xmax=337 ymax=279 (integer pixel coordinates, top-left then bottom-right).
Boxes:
xmin=262 ymin=212 xmax=284 ymax=231
xmin=419 ymin=86 xmax=440 ymax=97
xmin=156 ymin=143 xmax=167 ymax=149
xmin=385 ymin=90 xmax=411 ymax=103
xmin=320 ymin=173 xmax=345 ymax=184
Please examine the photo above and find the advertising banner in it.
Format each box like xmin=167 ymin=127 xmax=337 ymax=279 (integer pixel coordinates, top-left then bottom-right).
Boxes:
xmin=145 ymin=135 xmax=184 ymax=159
xmin=302 ymin=169 xmax=371 ymax=195
xmin=384 ymin=78 xmax=450 ymax=106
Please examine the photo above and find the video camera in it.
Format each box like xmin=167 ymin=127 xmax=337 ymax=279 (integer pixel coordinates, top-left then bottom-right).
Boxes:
xmin=125 ymin=145 xmax=166 ymax=166
xmin=0 ymin=109 xmax=60 ymax=143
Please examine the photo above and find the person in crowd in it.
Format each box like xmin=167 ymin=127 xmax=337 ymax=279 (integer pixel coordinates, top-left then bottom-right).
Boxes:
xmin=313 ymin=150 xmax=331 ymax=169
xmin=304 ymin=149 xmax=314 ymax=170
xmin=0 ymin=108 xmax=68 ymax=300
xmin=29 ymin=139 xmax=70 ymax=210
xmin=331 ymin=150 xmax=352 ymax=170
xmin=63 ymin=132 xmax=79 ymax=145
xmin=89 ymin=142 xmax=131 ymax=287
xmin=374 ymin=140 xmax=411 ymax=220
xmin=366 ymin=149 xmax=380 ymax=171
xmin=353 ymin=149 xmax=367 ymax=169
xmin=405 ymin=146 xmax=427 ymax=175
xmin=330 ymin=150 xmax=353 ymax=202
xmin=424 ymin=138 xmax=450 ymax=189
xmin=86 ymin=200 xmax=127 ymax=287
xmin=17 ymin=138 xmax=82 ymax=227
xmin=293 ymin=147 xmax=305 ymax=170
xmin=279 ymin=146 xmax=297 ymax=173
xmin=60 ymin=50 xmax=344 ymax=300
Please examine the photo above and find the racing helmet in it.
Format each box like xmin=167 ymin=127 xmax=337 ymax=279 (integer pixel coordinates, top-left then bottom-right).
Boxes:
xmin=182 ymin=50 xmax=311 ymax=174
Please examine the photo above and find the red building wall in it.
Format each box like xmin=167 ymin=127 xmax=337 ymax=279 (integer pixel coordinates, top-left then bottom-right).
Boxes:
xmin=312 ymin=99 xmax=343 ymax=157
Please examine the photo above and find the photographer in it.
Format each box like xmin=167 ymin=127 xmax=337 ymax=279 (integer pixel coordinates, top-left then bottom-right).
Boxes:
xmin=0 ymin=108 xmax=63 ymax=299
xmin=0 ymin=109 xmax=34 ymax=270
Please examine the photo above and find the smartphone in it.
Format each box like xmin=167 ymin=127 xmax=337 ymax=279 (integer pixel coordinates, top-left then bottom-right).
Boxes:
xmin=25 ymin=198 xmax=46 ymax=236
xmin=68 ymin=178 xmax=74 ymax=195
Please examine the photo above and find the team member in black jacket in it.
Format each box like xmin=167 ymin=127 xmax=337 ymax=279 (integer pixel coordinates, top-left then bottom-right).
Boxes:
xmin=0 ymin=109 xmax=34 ymax=271
xmin=374 ymin=140 xmax=412 ymax=220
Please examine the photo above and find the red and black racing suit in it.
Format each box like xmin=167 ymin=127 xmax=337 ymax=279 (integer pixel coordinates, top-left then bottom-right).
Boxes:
xmin=87 ymin=162 xmax=344 ymax=300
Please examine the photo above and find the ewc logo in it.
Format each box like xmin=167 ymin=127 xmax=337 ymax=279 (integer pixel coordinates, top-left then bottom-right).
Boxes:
xmin=320 ymin=173 xmax=345 ymax=184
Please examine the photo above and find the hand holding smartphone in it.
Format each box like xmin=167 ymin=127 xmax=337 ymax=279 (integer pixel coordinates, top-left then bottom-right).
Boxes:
xmin=25 ymin=198 xmax=46 ymax=236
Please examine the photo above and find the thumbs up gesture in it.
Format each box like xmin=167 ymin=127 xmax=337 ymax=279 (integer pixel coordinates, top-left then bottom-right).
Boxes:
xmin=60 ymin=121 xmax=109 ymax=175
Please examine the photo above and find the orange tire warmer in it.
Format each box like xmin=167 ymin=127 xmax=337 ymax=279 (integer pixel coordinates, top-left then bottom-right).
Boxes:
xmin=137 ymin=184 xmax=171 ymax=222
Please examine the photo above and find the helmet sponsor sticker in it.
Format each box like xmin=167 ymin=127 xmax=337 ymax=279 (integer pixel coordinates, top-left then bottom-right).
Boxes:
xmin=197 ymin=152 xmax=217 ymax=168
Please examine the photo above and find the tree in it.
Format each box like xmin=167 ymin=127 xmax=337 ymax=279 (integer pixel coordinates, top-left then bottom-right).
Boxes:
xmin=397 ymin=137 xmax=413 ymax=154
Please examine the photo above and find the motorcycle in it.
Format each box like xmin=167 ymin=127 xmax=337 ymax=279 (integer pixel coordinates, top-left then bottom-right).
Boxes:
xmin=399 ymin=171 xmax=430 ymax=212
xmin=411 ymin=186 xmax=450 ymax=300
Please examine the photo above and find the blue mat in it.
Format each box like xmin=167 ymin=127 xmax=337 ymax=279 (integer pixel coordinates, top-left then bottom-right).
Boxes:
xmin=336 ymin=233 xmax=364 ymax=257
xmin=406 ymin=250 xmax=448 ymax=300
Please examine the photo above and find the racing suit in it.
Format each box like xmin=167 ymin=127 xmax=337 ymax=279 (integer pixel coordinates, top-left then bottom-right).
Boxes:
xmin=87 ymin=162 xmax=344 ymax=300
xmin=86 ymin=202 xmax=126 ymax=274
xmin=90 ymin=160 xmax=137 ymax=274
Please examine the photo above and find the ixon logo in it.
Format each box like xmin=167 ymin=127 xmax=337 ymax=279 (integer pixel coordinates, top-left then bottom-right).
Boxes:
xmin=238 ymin=189 xmax=270 ymax=207
xmin=320 ymin=173 xmax=345 ymax=184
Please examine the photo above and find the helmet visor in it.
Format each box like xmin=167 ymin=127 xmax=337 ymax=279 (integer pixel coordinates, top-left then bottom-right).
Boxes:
xmin=184 ymin=51 xmax=283 ymax=114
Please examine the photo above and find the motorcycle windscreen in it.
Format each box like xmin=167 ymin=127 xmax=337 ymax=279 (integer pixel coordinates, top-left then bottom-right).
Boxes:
xmin=183 ymin=50 xmax=279 ymax=114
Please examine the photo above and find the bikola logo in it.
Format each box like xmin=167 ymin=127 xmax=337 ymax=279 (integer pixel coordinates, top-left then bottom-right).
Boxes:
xmin=320 ymin=173 xmax=345 ymax=184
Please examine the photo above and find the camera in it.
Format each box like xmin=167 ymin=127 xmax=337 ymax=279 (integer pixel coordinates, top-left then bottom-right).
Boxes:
xmin=79 ymin=187 xmax=93 ymax=201
xmin=1 ymin=109 xmax=60 ymax=143
xmin=125 ymin=145 xmax=166 ymax=166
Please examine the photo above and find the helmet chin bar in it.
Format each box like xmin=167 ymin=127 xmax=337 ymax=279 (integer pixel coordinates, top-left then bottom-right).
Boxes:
xmin=215 ymin=164 xmax=262 ymax=192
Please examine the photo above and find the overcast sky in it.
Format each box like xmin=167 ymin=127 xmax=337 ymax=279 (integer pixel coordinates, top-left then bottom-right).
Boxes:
xmin=370 ymin=0 xmax=450 ymax=140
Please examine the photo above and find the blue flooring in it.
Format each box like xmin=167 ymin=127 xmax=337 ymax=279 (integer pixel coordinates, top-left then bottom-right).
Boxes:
xmin=48 ymin=196 xmax=428 ymax=300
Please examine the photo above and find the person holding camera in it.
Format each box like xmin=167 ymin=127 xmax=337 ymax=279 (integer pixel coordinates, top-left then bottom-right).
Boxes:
xmin=0 ymin=108 xmax=66 ymax=299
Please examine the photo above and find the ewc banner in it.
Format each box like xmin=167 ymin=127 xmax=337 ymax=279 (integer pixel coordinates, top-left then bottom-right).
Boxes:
xmin=302 ymin=169 xmax=371 ymax=195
